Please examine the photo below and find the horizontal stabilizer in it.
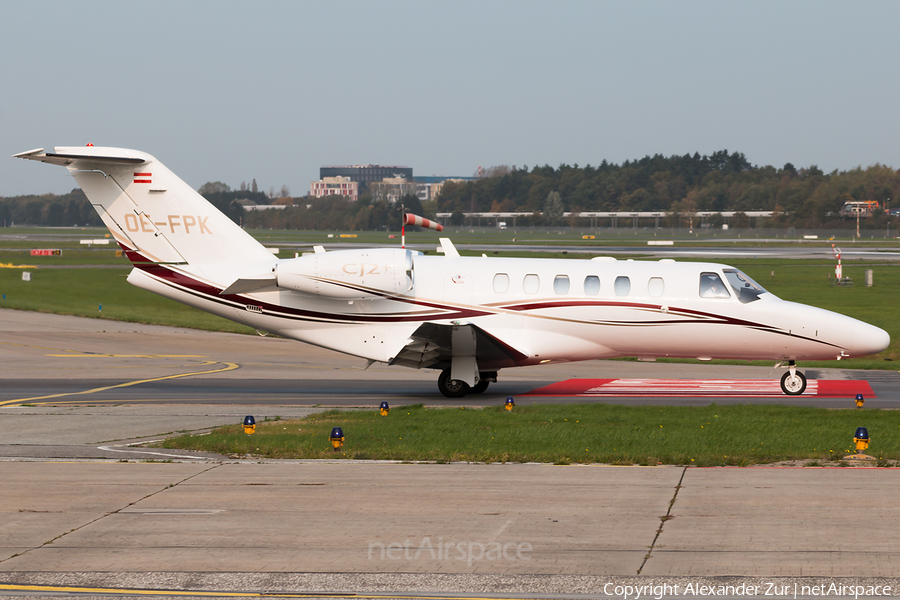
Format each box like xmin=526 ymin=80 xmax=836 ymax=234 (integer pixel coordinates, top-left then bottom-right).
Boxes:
xmin=219 ymin=275 xmax=277 ymax=295
xmin=13 ymin=147 xmax=148 ymax=166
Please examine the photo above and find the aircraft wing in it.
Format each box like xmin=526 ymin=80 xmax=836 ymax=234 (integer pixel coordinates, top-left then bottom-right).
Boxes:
xmin=390 ymin=322 xmax=529 ymax=371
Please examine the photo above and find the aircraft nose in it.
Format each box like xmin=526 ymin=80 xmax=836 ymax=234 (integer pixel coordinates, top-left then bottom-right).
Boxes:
xmin=853 ymin=322 xmax=890 ymax=357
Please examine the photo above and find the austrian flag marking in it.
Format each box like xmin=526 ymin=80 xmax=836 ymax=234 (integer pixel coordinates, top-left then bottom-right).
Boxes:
xmin=133 ymin=172 xmax=152 ymax=184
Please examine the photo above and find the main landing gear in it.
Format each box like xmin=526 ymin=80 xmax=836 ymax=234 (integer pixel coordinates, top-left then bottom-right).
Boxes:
xmin=437 ymin=369 xmax=497 ymax=398
xmin=780 ymin=360 xmax=807 ymax=395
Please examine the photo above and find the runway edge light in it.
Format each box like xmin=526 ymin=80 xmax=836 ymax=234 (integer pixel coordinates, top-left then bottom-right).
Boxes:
xmin=243 ymin=415 xmax=256 ymax=435
xmin=380 ymin=401 xmax=390 ymax=416
xmin=854 ymin=427 xmax=869 ymax=452
xmin=330 ymin=427 xmax=344 ymax=451
xmin=855 ymin=394 xmax=865 ymax=408
xmin=505 ymin=396 xmax=515 ymax=411
xmin=845 ymin=426 xmax=875 ymax=463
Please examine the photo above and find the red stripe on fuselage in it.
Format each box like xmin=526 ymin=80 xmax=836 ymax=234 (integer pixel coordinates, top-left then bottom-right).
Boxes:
xmin=134 ymin=263 xmax=487 ymax=324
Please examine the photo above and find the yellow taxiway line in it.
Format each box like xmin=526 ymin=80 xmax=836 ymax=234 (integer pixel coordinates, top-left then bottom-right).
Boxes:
xmin=0 ymin=584 xmax=529 ymax=600
xmin=47 ymin=353 xmax=206 ymax=358
xmin=0 ymin=361 xmax=240 ymax=407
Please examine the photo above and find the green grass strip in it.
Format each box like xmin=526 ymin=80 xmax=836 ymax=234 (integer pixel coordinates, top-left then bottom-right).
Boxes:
xmin=0 ymin=267 xmax=255 ymax=334
xmin=157 ymin=404 xmax=900 ymax=466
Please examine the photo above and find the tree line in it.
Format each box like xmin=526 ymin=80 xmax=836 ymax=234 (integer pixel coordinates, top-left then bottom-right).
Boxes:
xmin=0 ymin=189 xmax=268 ymax=229
xmin=3 ymin=150 xmax=899 ymax=230
xmin=434 ymin=151 xmax=900 ymax=229
xmin=0 ymin=186 xmax=427 ymax=232
xmin=242 ymin=195 xmax=426 ymax=231
xmin=0 ymin=189 xmax=102 ymax=227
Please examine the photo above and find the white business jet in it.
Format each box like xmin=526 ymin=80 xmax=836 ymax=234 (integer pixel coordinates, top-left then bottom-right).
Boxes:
xmin=15 ymin=146 xmax=890 ymax=397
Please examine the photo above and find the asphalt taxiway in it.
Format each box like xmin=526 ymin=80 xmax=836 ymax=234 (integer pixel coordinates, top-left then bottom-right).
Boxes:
xmin=3 ymin=308 xmax=900 ymax=594
xmin=2 ymin=308 xmax=898 ymax=410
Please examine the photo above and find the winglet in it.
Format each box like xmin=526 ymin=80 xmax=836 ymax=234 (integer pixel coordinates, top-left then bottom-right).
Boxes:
xmin=439 ymin=238 xmax=460 ymax=258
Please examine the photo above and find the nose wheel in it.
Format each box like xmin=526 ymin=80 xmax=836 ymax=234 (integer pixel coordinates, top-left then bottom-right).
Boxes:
xmin=780 ymin=363 xmax=807 ymax=395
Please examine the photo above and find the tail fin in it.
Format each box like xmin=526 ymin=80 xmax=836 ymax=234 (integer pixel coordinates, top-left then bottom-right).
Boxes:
xmin=14 ymin=146 xmax=273 ymax=266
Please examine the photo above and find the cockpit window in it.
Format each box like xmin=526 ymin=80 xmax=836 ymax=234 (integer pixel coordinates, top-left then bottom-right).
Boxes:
xmin=723 ymin=269 xmax=767 ymax=304
xmin=699 ymin=272 xmax=730 ymax=299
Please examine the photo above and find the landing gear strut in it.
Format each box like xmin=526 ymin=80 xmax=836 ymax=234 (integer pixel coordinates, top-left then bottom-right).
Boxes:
xmin=470 ymin=371 xmax=497 ymax=394
xmin=780 ymin=361 xmax=807 ymax=395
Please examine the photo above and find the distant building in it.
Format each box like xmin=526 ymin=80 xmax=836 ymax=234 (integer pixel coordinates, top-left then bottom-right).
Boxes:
xmin=315 ymin=165 xmax=474 ymax=201
xmin=309 ymin=176 xmax=359 ymax=201
xmin=369 ymin=177 xmax=418 ymax=204
xmin=419 ymin=178 xmax=470 ymax=201
xmin=320 ymin=165 xmax=413 ymax=191
xmin=242 ymin=204 xmax=288 ymax=211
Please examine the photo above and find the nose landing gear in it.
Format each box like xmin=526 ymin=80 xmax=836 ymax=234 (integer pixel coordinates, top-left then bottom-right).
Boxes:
xmin=780 ymin=361 xmax=807 ymax=395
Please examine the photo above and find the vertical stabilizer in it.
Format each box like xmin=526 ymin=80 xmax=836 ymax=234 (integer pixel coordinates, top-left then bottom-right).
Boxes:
xmin=14 ymin=146 xmax=272 ymax=266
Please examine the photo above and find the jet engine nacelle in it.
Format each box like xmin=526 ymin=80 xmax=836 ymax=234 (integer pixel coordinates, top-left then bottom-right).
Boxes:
xmin=276 ymin=248 xmax=415 ymax=299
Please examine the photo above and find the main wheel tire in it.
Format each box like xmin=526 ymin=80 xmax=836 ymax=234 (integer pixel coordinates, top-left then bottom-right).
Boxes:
xmin=780 ymin=370 xmax=807 ymax=395
xmin=438 ymin=369 xmax=470 ymax=398
xmin=471 ymin=379 xmax=490 ymax=394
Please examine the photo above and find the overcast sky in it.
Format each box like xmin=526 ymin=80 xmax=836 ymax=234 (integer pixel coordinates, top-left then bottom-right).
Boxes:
xmin=3 ymin=0 xmax=899 ymax=196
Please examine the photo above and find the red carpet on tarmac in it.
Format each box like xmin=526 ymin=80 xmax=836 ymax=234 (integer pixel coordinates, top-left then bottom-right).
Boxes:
xmin=523 ymin=378 xmax=875 ymax=397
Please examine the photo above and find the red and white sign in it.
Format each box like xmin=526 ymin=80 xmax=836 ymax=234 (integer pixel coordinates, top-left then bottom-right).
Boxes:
xmin=133 ymin=172 xmax=152 ymax=184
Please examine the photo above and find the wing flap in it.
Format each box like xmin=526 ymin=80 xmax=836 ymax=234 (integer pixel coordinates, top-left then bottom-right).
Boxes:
xmin=390 ymin=322 xmax=528 ymax=371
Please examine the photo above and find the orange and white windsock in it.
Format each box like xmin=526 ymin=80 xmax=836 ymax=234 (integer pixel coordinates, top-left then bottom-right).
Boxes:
xmin=403 ymin=213 xmax=443 ymax=232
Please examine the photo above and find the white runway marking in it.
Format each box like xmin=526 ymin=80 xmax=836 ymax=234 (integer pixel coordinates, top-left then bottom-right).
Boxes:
xmin=97 ymin=440 xmax=205 ymax=460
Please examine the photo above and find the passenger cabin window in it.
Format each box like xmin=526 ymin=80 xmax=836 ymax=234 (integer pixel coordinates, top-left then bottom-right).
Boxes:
xmin=614 ymin=276 xmax=631 ymax=296
xmin=523 ymin=274 xmax=540 ymax=294
xmin=553 ymin=275 xmax=570 ymax=295
xmin=723 ymin=269 xmax=766 ymax=303
xmin=699 ymin=272 xmax=730 ymax=299
xmin=583 ymin=275 xmax=600 ymax=296
xmin=493 ymin=273 xmax=510 ymax=293
xmin=648 ymin=277 xmax=664 ymax=297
